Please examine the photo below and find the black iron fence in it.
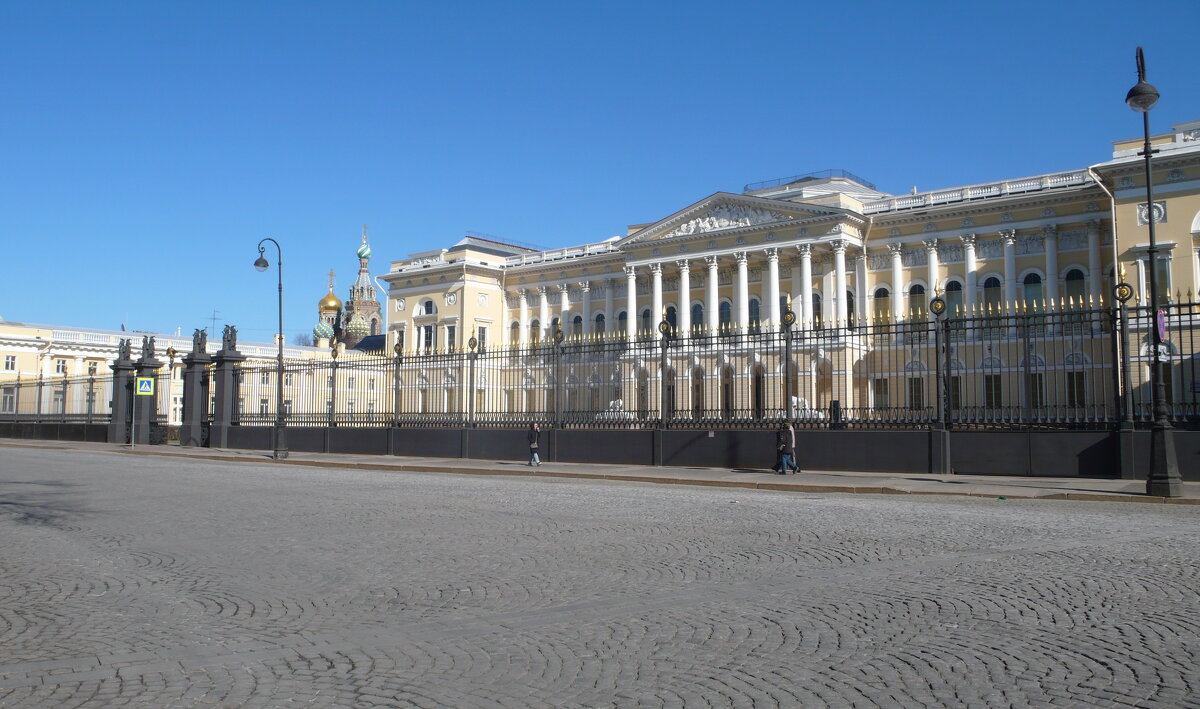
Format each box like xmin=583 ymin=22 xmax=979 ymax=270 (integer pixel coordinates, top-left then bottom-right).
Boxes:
xmin=0 ymin=374 xmax=116 ymax=423
xmin=217 ymin=301 xmax=1200 ymax=432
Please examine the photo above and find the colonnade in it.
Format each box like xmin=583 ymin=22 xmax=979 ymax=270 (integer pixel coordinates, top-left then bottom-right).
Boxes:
xmin=506 ymin=221 xmax=1107 ymax=345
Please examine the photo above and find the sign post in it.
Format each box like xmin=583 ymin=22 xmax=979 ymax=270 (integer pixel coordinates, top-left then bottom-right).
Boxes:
xmin=133 ymin=377 xmax=154 ymax=448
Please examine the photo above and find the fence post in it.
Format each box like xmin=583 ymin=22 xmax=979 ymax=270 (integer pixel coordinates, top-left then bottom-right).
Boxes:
xmin=35 ymin=374 xmax=43 ymax=424
xmin=553 ymin=329 xmax=564 ymax=462
xmin=209 ymin=326 xmax=245 ymax=449
xmin=86 ymin=376 xmax=95 ymax=424
xmin=929 ymin=297 xmax=951 ymax=474
xmin=1113 ymin=284 xmax=1138 ymax=478
xmin=467 ymin=334 xmax=478 ymax=428
xmin=328 ymin=347 xmax=338 ymax=428
xmin=392 ymin=344 xmax=402 ymax=429
xmin=13 ymin=373 xmax=21 ymax=421
xmin=60 ymin=374 xmax=68 ymax=423
xmin=107 ymin=340 xmax=136 ymax=444
xmin=181 ymin=329 xmax=212 ymax=447
xmin=133 ymin=336 xmax=163 ymax=445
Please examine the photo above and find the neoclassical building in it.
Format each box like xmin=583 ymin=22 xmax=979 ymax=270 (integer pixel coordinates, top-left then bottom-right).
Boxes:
xmin=372 ymin=120 xmax=1200 ymax=422
xmin=384 ymin=121 xmax=1200 ymax=349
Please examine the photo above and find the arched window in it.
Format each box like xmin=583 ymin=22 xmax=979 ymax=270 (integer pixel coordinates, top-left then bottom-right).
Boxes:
xmin=572 ymin=315 xmax=583 ymax=336
xmin=1064 ymin=269 xmax=1086 ymax=306
xmin=873 ymin=287 xmax=890 ymax=321
xmin=719 ymin=301 xmax=732 ymax=333
xmin=617 ymin=311 xmax=627 ymax=333
xmin=640 ymin=308 xmax=651 ymax=336
xmin=422 ymin=300 xmax=435 ymax=315
xmin=691 ymin=303 xmax=704 ymax=335
xmin=1023 ymin=273 xmax=1043 ymax=311
xmin=594 ymin=313 xmax=605 ymax=334
xmin=550 ymin=317 xmax=560 ymax=335
xmin=666 ymin=306 xmax=677 ymax=331
xmin=663 ymin=369 xmax=676 ymax=421
xmin=510 ymin=321 xmax=520 ymax=344
xmin=982 ymin=277 xmax=1002 ymax=310
xmin=945 ymin=280 xmax=963 ymax=316
xmin=908 ymin=285 xmax=925 ymax=319
xmin=720 ymin=366 xmax=734 ymax=419
xmin=811 ymin=293 xmax=822 ymax=328
xmin=530 ymin=319 xmax=541 ymax=343
xmin=691 ymin=367 xmax=705 ymax=419
xmin=845 ymin=291 xmax=856 ymax=327
xmin=751 ymin=365 xmax=765 ymax=420
xmin=749 ymin=297 xmax=761 ymax=333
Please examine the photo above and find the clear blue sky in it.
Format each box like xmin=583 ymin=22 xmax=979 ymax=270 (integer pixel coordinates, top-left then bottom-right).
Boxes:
xmin=2 ymin=1 xmax=1197 ymax=343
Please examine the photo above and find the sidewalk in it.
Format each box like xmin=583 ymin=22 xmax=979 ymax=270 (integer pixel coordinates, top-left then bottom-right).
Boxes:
xmin=3 ymin=437 xmax=1198 ymax=504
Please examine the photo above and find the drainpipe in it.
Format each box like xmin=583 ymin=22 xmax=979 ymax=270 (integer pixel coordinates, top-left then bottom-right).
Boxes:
xmin=1087 ymin=164 xmax=1120 ymax=290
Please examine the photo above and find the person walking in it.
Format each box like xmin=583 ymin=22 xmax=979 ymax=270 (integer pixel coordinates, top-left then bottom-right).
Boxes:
xmin=527 ymin=422 xmax=541 ymax=467
xmin=774 ymin=421 xmax=797 ymax=474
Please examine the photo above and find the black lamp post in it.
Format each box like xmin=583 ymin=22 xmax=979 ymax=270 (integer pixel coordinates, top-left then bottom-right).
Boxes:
xmin=254 ymin=238 xmax=288 ymax=460
xmin=1126 ymin=47 xmax=1180 ymax=497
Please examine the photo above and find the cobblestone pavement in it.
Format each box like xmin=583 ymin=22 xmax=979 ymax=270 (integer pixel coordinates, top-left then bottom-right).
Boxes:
xmin=1 ymin=448 xmax=1198 ymax=708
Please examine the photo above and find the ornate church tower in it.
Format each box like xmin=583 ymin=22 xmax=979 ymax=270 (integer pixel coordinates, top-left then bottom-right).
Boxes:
xmin=313 ymin=269 xmax=342 ymax=348
xmin=342 ymin=225 xmax=382 ymax=347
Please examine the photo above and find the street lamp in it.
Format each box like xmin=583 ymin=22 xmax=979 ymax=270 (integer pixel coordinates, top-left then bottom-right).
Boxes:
xmin=1126 ymin=46 xmax=1180 ymax=497
xmin=254 ymin=238 xmax=288 ymax=460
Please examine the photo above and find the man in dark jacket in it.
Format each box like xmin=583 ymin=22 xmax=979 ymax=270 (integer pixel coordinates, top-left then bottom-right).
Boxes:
xmin=773 ymin=422 xmax=797 ymax=474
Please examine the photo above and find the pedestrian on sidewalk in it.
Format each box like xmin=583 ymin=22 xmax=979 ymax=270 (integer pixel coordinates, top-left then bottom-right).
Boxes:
xmin=527 ymin=422 xmax=541 ymax=467
xmin=773 ymin=421 xmax=797 ymax=474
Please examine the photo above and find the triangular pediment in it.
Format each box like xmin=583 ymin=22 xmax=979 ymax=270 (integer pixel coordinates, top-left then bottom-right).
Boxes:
xmin=619 ymin=192 xmax=842 ymax=246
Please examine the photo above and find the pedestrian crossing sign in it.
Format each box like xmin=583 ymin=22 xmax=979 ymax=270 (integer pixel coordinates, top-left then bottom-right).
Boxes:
xmin=136 ymin=377 xmax=155 ymax=396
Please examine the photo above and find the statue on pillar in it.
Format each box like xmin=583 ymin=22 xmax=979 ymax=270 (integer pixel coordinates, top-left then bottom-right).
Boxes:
xmin=222 ymin=324 xmax=238 ymax=352
xmin=118 ymin=338 xmax=132 ymax=361
xmin=192 ymin=328 xmax=208 ymax=353
xmin=140 ymin=336 xmax=156 ymax=360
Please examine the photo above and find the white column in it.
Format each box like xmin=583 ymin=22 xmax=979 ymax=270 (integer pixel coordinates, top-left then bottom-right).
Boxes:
xmin=538 ymin=286 xmax=550 ymax=339
xmin=735 ymin=251 xmax=750 ymax=333
xmin=580 ymin=282 xmax=592 ymax=336
xmin=798 ymin=244 xmax=813 ymax=329
xmin=854 ymin=253 xmax=867 ymax=326
xmin=518 ymin=289 xmax=529 ymax=345
xmin=889 ymin=243 xmax=905 ymax=321
xmin=650 ymin=263 xmax=663 ymax=327
xmin=1044 ymin=225 xmax=1059 ymax=308
xmin=790 ymin=257 xmax=802 ymax=311
xmin=558 ymin=283 xmax=570 ymax=334
xmin=1135 ymin=258 xmax=1147 ymax=304
xmin=1086 ymin=220 xmax=1102 ymax=305
xmin=923 ymin=238 xmax=940 ymax=306
xmin=1001 ymin=230 xmax=1017 ymax=313
xmin=961 ymin=234 xmax=977 ymax=315
xmin=765 ymin=248 xmax=780 ymax=331
xmin=832 ymin=240 xmax=848 ymax=326
xmin=676 ymin=260 xmax=691 ymax=337
xmin=624 ymin=265 xmax=637 ymax=342
xmin=705 ymin=256 xmax=719 ymax=334
xmin=604 ymin=278 xmax=614 ymax=336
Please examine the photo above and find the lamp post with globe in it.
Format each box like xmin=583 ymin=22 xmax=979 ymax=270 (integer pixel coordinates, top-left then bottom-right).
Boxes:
xmin=253 ymin=238 xmax=288 ymax=460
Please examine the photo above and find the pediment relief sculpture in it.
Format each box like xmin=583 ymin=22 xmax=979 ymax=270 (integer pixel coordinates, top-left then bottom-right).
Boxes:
xmin=664 ymin=204 xmax=796 ymax=238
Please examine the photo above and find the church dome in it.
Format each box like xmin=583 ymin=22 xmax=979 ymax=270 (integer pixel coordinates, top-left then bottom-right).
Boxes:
xmin=345 ymin=314 xmax=369 ymax=339
xmin=356 ymin=242 xmax=372 ymax=260
xmin=313 ymin=320 xmax=334 ymax=341
xmin=319 ymin=289 xmax=342 ymax=312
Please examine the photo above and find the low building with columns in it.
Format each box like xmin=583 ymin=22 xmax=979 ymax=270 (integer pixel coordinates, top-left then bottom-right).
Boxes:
xmin=370 ymin=121 xmax=1200 ymax=421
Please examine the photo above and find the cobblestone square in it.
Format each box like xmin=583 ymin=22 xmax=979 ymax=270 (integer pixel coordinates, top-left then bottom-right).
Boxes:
xmin=1 ymin=447 xmax=1198 ymax=708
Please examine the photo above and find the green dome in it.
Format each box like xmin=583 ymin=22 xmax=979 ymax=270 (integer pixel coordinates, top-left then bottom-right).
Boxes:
xmin=356 ymin=243 xmax=372 ymax=260
xmin=345 ymin=314 xmax=369 ymax=338
xmin=313 ymin=321 xmax=334 ymax=340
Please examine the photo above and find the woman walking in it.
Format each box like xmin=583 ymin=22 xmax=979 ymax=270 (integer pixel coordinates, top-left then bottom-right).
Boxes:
xmin=527 ymin=422 xmax=541 ymax=467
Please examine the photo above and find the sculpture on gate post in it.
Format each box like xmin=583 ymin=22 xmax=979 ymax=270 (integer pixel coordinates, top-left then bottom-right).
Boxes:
xmin=140 ymin=336 xmax=156 ymax=361
xmin=117 ymin=338 xmax=132 ymax=362
xmin=192 ymin=328 xmax=207 ymax=354
xmin=222 ymin=324 xmax=238 ymax=352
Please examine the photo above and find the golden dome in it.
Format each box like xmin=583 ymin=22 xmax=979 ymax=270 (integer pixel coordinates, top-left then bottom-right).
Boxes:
xmin=319 ymin=289 xmax=342 ymax=312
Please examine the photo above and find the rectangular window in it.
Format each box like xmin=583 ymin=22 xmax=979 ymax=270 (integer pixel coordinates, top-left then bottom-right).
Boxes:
xmin=327 ymin=375 xmax=334 ymax=387
xmin=348 ymin=377 xmax=356 ymax=389
xmin=284 ymin=373 xmax=293 ymax=386
xmin=2 ymin=387 xmax=14 ymax=413
xmin=3 ymin=356 xmax=14 ymax=371
xmin=87 ymin=361 xmax=98 ymax=375
xmin=398 ymin=329 xmax=405 ymax=353
xmin=985 ymin=375 xmax=1002 ymax=409
xmin=368 ymin=401 xmax=375 ymax=414
xmin=1067 ymin=372 xmax=1086 ymax=407
xmin=446 ymin=325 xmax=456 ymax=351
xmin=368 ymin=378 xmax=375 ymax=391
xmin=1154 ymin=257 xmax=1172 ymax=305
xmin=423 ymin=325 xmax=434 ymax=351
xmin=259 ymin=398 xmax=269 ymax=415
xmin=55 ymin=359 xmax=68 ymax=374
xmin=907 ymin=378 xmax=924 ymax=410
xmin=261 ymin=372 xmax=270 ymax=385
xmin=477 ymin=326 xmax=487 ymax=350
xmin=238 ymin=397 xmax=245 ymax=415
xmin=872 ymin=378 xmax=889 ymax=408
xmin=53 ymin=391 xmax=64 ymax=414
xmin=1028 ymin=374 xmax=1045 ymax=408
xmin=283 ymin=399 xmax=292 ymax=415
xmin=85 ymin=391 xmax=95 ymax=415
xmin=326 ymin=399 xmax=333 ymax=415
xmin=948 ymin=376 xmax=962 ymax=411
xmin=347 ymin=401 xmax=355 ymax=414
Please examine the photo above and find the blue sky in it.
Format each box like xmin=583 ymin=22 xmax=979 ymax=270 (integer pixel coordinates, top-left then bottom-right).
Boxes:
xmin=2 ymin=1 xmax=1197 ymax=343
